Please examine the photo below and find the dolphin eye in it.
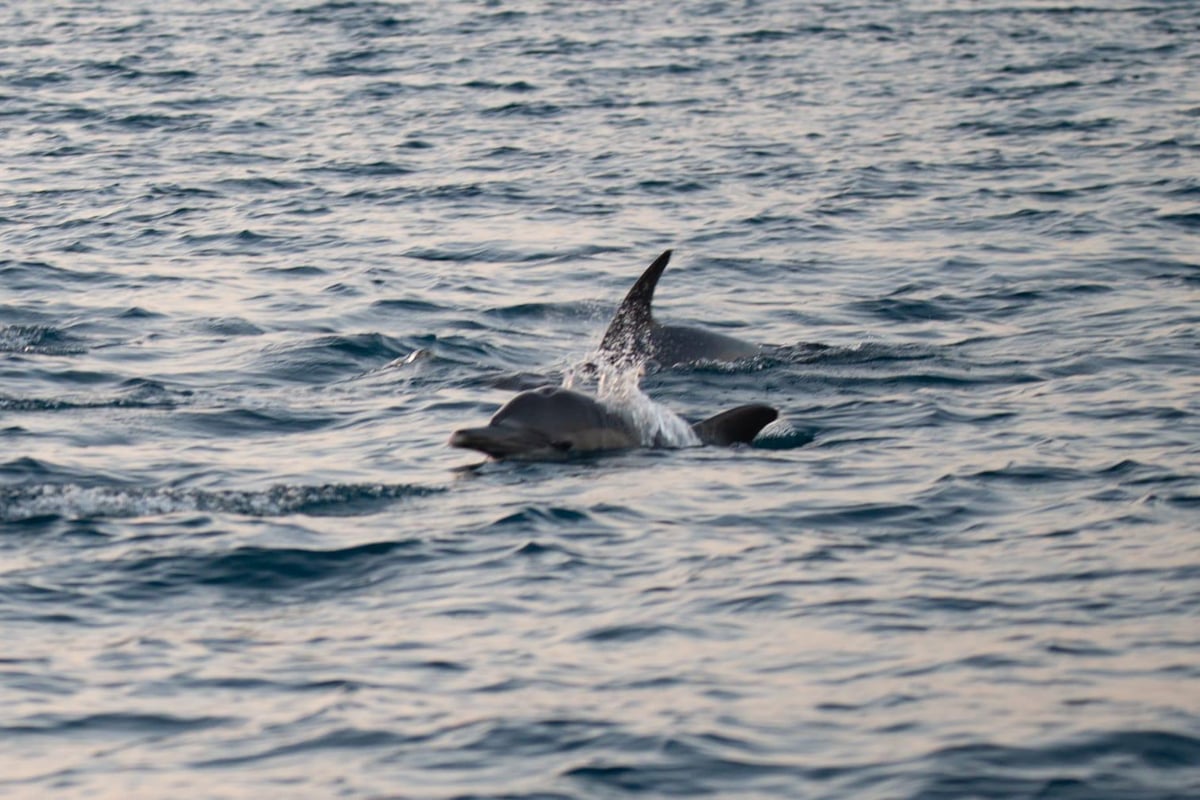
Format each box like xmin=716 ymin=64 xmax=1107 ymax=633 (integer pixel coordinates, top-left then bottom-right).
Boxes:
xmin=551 ymin=441 xmax=572 ymax=452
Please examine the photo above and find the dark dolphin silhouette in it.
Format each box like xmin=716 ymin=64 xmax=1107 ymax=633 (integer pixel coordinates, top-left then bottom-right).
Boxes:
xmin=449 ymin=385 xmax=778 ymax=461
xmin=598 ymin=250 xmax=761 ymax=367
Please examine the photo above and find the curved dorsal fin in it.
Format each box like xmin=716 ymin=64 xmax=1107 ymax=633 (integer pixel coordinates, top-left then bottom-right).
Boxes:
xmin=599 ymin=249 xmax=671 ymax=356
xmin=692 ymin=404 xmax=778 ymax=446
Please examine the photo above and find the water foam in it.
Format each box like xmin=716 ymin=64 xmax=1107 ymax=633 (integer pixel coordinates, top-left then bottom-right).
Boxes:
xmin=565 ymin=358 xmax=700 ymax=449
xmin=0 ymin=482 xmax=437 ymax=522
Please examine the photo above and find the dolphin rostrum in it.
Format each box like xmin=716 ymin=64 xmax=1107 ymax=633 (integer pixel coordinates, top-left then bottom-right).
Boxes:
xmin=449 ymin=385 xmax=778 ymax=461
xmin=598 ymin=250 xmax=761 ymax=367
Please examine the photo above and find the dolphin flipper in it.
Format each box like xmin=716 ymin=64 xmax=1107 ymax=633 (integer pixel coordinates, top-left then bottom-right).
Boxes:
xmin=692 ymin=404 xmax=778 ymax=446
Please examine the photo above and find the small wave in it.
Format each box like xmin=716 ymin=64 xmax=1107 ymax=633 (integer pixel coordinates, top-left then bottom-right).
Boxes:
xmin=194 ymin=726 xmax=413 ymax=769
xmin=482 ymin=101 xmax=563 ymax=118
xmin=480 ymin=505 xmax=598 ymax=534
xmin=4 ymin=539 xmax=435 ymax=611
xmin=563 ymin=733 xmax=793 ymax=795
xmin=9 ymin=71 xmax=70 ymax=88
xmin=0 ymin=324 xmax=87 ymax=355
xmin=769 ymin=342 xmax=935 ymax=366
xmin=113 ymin=112 xmax=210 ymax=131
xmin=482 ymin=301 xmax=595 ymax=322
xmin=579 ymin=623 xmax=695 ymax=643
xmin=250 ymin=264 xmax=327 ymax=277
xmin=0 ymin=395 xmax=172 ymax=413
xmin=119 ymin=539 xmax=427 ymax=596
xmin=302 ymin=159 xmax=415 ymax=177
xmin=636 ymin=178 xmax=710 ymax=194
xmin=850 ymin=297 xmax=963 ymax=323
xmin=1159 ymin=212 xmax=1200 ymax=231
xmin=961 ymin=463 xmax=1095 ymax=485
xmin=197 ymin=316 xmax=264 ymax=337
xmin=80 ymin=60 xmax=198 ymax=85
xmin=793 ymin=501 xmax=924 ymax=529
xmin=6 ymin=711 xmax=231 ymax=737
xmin=917 ymin=730 xmax=1200 ymax=798
xmin=306 ymin=59 xmax=399 ymax=78
xmin=173 ymin=407 xmax=335 ymax=437
xmin=0 ymin=482 xmax=440 ymax=522
xmin=730 ymin=27 xmax=815 ymax=44
xmin=0 ymin=456 xmax=119 ymax=485
xmin=144 ymin=183 xmax=222 ymax=199
xmin=752 ymin=420 xmax=816 ymax=450
xmin=257 ymin=332 xmax=414 ymax=382
xmin=0 ymin=379 xmax=180 ymax=413
xmin=463 ymin=79 xmax=538 ymax=93
xmin=456 ymin=717 xmax=618 ymax=759
xmin=211 ymin=176 xmax=307 ymax=193
xmin=369 ymin=298 xmax=446 ymax=315
xmin=180 ymin=229 xmax=287 ymax=249
xmin=353 ymin=81 xmax=442 ymax=99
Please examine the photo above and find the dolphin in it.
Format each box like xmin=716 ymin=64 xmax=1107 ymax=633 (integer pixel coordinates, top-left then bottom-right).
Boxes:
xmin=598 ymin=250 xmax=761 ymax=367
xmin=449 ymin=385 xmax=778 ymax=461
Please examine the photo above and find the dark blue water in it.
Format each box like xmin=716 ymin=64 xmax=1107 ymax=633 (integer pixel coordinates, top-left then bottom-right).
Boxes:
xmin=3 ymin=1 xmax=1199 ymax=797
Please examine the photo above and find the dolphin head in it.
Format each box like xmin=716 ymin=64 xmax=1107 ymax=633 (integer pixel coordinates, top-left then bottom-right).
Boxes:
xmin=449 ymin=386 xmax=639 ymax=460
xmin=448 ymin=420 xmax=566 ymax=460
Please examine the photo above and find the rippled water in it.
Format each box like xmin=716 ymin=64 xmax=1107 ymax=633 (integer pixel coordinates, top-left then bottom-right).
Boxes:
xmin=3 ymin=1 xmax=1199 ymax=797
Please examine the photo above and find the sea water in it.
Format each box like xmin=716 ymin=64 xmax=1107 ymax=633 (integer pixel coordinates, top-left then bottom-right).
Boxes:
xmin=2 ymin=1 xmax=1198 ymax=798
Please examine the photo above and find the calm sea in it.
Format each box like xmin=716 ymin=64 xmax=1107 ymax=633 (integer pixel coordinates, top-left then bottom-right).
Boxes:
xmin=2 ymin=1 xmax=1198 ymax=798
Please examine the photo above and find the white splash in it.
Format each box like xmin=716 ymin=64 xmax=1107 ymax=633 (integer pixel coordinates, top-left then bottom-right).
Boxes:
xmin=566 ymin=356 xmax=700 ymax=449
xmin=0 ymin=483 xmax=434 ymax=523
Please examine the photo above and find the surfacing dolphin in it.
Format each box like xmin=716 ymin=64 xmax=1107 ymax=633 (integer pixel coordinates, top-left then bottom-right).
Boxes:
xmin=598 ymin=249 xmax=761 ymax=367
xmin=449 ymin=385 xmax=777 ymax=461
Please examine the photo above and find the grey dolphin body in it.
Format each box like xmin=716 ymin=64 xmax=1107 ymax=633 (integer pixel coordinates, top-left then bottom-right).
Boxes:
xmin=449 ymin=385 xmax=778 ymax=461
xmin=599 ymin=250 xmax=761 ymax=367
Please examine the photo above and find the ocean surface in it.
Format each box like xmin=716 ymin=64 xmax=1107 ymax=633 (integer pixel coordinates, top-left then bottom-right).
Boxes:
xmin=2 ymin=1 xmax=1199 ymax=797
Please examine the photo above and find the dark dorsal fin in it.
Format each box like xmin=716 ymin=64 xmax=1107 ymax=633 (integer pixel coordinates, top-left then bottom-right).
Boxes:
xmin=599 ymin=249 xmax=671 ymax=356
xmin=692 ymin=404 xmax=778 ymax=446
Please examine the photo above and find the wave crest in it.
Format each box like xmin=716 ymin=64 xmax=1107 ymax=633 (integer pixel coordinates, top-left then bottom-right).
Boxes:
xmin=0 ymin=482 xmax=439 ymax=522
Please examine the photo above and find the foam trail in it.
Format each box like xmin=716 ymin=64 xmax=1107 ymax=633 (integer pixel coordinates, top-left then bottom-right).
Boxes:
xmin=0 ymin=483 xmax=437 ymax=522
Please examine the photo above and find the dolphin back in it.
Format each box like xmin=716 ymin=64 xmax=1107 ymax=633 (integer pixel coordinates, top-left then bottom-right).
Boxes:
xmin=598 ymin=249 xmax=760 ymax=367
xmin=650 ymin=324 xmax=762 ymax=366
xmin=692 ymin=404 xmax=778 ymax=446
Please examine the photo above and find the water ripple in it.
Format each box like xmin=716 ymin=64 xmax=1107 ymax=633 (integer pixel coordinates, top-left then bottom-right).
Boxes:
xmin=2 ymin=0 xmax=1197 ymax=797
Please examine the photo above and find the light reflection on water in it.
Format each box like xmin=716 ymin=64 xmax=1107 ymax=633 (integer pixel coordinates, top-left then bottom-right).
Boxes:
xmin=2 ymin=0 xmax=1199 ymax=797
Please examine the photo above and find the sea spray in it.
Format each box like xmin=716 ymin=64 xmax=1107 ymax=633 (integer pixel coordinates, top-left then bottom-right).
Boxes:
xmin=565 ymin=357 xmax=700 ymax=449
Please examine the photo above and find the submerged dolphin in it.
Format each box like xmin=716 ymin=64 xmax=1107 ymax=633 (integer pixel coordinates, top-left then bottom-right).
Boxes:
xmin=598 ymin=250 xmax=761 ymax=367
xmin=449 ymin=385 xmax=778 ymax=461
